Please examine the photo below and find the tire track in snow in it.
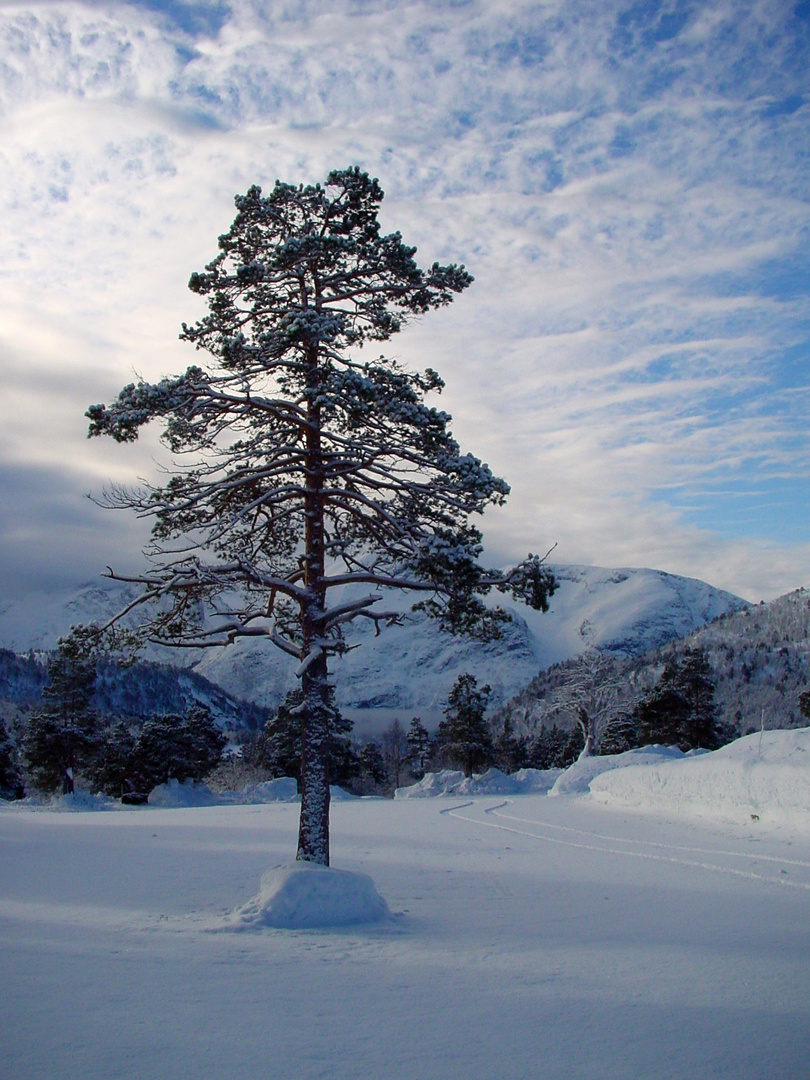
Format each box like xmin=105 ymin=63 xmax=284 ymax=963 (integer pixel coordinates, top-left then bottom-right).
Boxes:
xmin=443 ymin=802 xmax=810 ymax=893
xmin=490 ymin=806 xmax=810 ymax=870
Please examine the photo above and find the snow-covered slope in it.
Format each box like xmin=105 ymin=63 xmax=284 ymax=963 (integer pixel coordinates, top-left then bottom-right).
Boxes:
xmin=497 ymin=586 xmax=810 ymax=740
xmin=0 ymin=565 xmax=747 ymax=732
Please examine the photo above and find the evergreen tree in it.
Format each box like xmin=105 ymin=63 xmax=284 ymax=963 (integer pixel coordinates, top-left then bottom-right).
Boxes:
xmin=0 ymin=716 xmax=24 ymax=800
xmin=599 ymin=711 xmax=639 ymax=755
xmin=359 ymin=741 xmax=387 ymax=790
xmin=22 ymin=627 xmax=100 ymax=795
xmin=799 ymin=688 xmax=810 ymax=721
xmin=634 ymin=647 xmax=724 ymax=751
xmin=406 ymin=717 xmax=432 ymax=779
xmin=493 ymin=714 xmax=527 ymax=774
xmin=527 ymin=722 xmax=583 ymax=769
xmin=254 ymin=689 xmax=357 ymax=791
xmin=132 ymin=706 xmax=226 ymax=791
xmin=527 ymin=723 xmax=567 ymax=769
xmin=255 ymin=691 xmax=304 ymax=783
xmin=437 ymin=673 xmax=493 ymax=777
xmin=89 ymin=720 xmax=137 ymax=798
xmin=87 ymin=167 xmax=555 ymax=864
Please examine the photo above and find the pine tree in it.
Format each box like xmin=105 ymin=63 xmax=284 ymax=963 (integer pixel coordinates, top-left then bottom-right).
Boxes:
xmin=255 ymin=689 xmax=357 ymax=791
xmin=0 ymin=716 xmax=24 ymax=800
xmin=380 ymin=718 xmax=409 ymax=791
xmin=527 ymin=722 xmax=583 ymax=769
xmin=359 ymin=741 xmax=387 ymax=790
xmin=89 ymin=720 xmax=137 ymax=798
xmin=437 ymin=673 xmax=493 ymax=777
xmin=86 ymin=167 xmax=555 ymax=864
xmin=634 ymin=647 xmax=724 ymax=751
xmin=23 ymin=627 xmax=100 ymax=795
xmin=493 ymin=714 xmax=527 ymax=774
xmin=131 ymin=706 xmax=226 ymax=791
xmin=405 ymin=717 xmax=432 ymax=779
xmin=599 ymin=710 xmax=638 ymax=755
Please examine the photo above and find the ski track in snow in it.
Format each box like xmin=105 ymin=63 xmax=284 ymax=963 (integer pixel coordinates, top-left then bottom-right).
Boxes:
xmin=443 ymin=800 xmax=810 ymax=893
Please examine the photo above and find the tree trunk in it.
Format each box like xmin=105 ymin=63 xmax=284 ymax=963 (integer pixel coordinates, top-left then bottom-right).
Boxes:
xmin=577 ymin=710 xmax=592 ymax=760
xmin=296 ymin=340 xmax=331 ymax=865
xmin=297 ymin=647 xmax=331 ymax=864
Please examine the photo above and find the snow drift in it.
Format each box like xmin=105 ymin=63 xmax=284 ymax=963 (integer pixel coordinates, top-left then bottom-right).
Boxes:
xmin=548 ymin=745 xmax=689 ymax=797
xmin=395 ymin=766 xmax=560 ymax=798
xmin=589 ymin=728 xmax=810 ymax=829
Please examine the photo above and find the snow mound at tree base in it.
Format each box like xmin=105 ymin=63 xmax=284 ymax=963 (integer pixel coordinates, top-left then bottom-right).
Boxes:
xmin=230 ymin=863 xmax=392 ymax=929
xmin=589 ymin=728 xmax=810 ymax=829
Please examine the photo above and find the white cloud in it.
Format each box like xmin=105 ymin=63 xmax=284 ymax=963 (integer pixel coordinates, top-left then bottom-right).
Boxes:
xmin=0 ymin=0 xmax=808 ymax=601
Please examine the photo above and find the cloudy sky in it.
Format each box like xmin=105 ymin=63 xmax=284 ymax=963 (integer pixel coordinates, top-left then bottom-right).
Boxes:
xmin=1 ymin=0 xmax=808 ymax=603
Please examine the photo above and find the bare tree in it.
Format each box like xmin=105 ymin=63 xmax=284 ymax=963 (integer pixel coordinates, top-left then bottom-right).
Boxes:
xmin=380 ymin=718 xmax=409 ymax=791
xmin=87 ymin=168 xmax=555 ymax=864
xmin=552 ymin=649 xmax=628 ymax=758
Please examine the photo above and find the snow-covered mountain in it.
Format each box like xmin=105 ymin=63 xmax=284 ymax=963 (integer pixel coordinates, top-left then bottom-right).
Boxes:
xmin=0 ymin=565 xmax=747 ymax=734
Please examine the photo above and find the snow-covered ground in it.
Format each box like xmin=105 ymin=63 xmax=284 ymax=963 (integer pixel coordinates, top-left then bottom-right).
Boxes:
xmin=3 ymin=732 xmax=809 ymax=1079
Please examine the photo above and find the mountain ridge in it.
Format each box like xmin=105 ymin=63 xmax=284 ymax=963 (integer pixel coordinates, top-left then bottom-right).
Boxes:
xmin=0 ymin=564 xmax=749 ymax=735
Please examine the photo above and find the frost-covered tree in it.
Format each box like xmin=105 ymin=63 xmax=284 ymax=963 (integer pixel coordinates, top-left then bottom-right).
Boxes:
xmin=438 ymin=673 xmax=493 ymax=777
xmin=563 ymin=649 xmax=628 ymax=758
xmin=87 ymin=167 xmax=555 ymax=864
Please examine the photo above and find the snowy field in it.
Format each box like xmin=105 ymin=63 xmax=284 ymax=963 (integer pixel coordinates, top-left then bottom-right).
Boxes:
xmin=3 ymin=733 xmax=810 ymax=1080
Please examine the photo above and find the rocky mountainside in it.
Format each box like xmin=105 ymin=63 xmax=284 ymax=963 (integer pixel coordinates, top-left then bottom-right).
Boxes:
xmin=0 ymin=565 xmax=747 ymax=735
xmin=496 ymin=587 xmax=810 ymax=740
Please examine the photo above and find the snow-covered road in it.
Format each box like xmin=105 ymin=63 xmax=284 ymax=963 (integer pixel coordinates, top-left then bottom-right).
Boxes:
xmin=2 ymin=795 xmax=809 ymax=1079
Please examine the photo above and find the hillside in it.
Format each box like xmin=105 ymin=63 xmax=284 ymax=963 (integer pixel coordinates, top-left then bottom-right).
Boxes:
xmin=0 ymin=650 xmax=269 ymax=733
xmin=496 ymin=587 xmax=810 ymax=740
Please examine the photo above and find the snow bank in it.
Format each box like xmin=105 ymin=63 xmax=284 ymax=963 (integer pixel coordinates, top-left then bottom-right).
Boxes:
xmin=395 ymin=769 xmax=465 ymax=798
xmin=148 ymin=779 xmax=220 ymax=808
xmin=590 ymin=728 xmax=810 ymax=829
xmin=147 ymin=778 xmax=355 ymax=808
xmin=230 ymin=863 xmax=391 ymax=929
xmin=548 ymin=745 xmax=686 ymax=797
xmin=394 ymin=767 xmax=560 ymax=799
xmin=329 ymin=785 xmax=359 ymax=802
xmin=238 ymin=778 xmax=299 ymax=803
xmin=9 ymin=789 xmax=119 ymax=812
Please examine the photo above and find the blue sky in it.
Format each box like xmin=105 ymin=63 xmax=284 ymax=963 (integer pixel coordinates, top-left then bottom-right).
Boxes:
xmin=0 ymin=0 xmax=808 ymax=601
